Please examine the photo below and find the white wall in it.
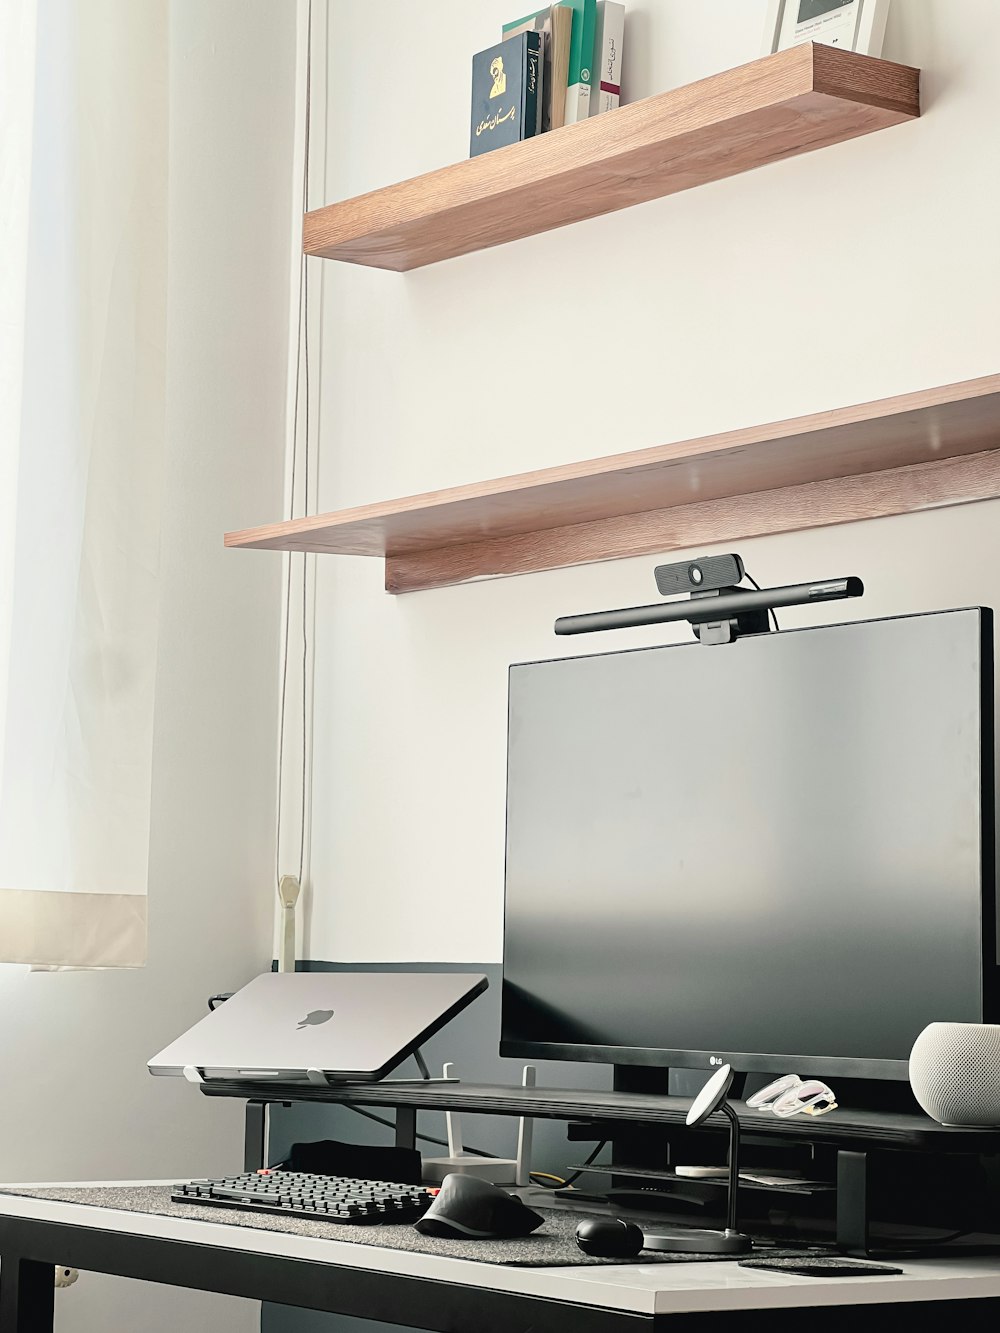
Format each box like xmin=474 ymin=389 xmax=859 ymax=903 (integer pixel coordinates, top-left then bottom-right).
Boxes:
xmin=0 ymin=3 xmax=295 ymax=1329
xmin=298 ymin=0 xmax=1000 ymax=965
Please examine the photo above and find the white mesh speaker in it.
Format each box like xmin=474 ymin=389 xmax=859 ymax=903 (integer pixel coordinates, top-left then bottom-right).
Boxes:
xmin=909 ymin=1023 xmax=1000 ymax=1127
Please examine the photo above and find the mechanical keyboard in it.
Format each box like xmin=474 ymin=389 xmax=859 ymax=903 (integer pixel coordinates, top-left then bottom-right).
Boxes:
xmin=173 ymin=1170 xmax=434 ymax=1226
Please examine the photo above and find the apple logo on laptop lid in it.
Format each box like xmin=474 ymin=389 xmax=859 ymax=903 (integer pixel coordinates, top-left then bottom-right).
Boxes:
xmin=297 ymin=1010 xmax=334 ymax=1029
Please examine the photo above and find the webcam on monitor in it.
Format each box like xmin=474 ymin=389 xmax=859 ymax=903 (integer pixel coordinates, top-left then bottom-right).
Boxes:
xmin=654 ymin=553 xmax=745 ymax=597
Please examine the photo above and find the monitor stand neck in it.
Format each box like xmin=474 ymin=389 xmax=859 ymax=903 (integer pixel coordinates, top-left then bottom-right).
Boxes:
xmin=828 ymin=1078 xmax=920 ymax=1114
xmin=613 ymin=1066 xmax=671 ymax=1095
xmin=613 ymin=1066 xmax=748 ymax=1100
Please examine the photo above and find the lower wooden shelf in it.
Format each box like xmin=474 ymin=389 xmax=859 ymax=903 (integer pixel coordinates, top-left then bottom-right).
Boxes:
xmin=225 ymin=373 xmax=1000 ymax=594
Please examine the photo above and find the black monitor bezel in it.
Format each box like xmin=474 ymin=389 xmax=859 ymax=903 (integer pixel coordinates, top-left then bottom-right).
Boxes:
xmin=499 ymin=607 xmax=998 ymax=1083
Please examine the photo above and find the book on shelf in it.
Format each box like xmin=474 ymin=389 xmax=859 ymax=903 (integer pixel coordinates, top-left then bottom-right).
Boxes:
xmin=561 ymin=0 xmax=597 ymax=124
xmin=470 ymin=32 xmax=543 ymax=158
xmin=502 ymin=4 xmax=573 ymax=132
xmin=591 ymin=1 xmax=624 ymax=115
xmin=498 ymin=16 xmax=545 ymax=137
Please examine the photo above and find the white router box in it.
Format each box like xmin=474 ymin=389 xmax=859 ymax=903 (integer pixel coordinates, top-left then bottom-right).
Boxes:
xmin=422 ymin=1064 xmax=536 ymax=1187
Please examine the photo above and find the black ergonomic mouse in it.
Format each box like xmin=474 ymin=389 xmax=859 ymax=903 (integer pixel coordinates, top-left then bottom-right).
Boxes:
xmin=413 ymin=1173 xmax=545 ymax=1239
xmin=575 ymin=1217 xmax=644 ymax=1258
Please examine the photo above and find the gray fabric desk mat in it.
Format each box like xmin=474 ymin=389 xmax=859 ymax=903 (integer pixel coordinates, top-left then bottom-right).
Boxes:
xmin=1 ymin=1185 xmax=814 ymax=1269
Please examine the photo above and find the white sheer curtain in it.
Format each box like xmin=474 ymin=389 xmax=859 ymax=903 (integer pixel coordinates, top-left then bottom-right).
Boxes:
xmin=0 ymin=0 xmax=168 ymax=967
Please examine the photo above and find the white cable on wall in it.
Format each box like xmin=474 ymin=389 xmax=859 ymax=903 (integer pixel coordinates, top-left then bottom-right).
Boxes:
xmin=275 ymin=0 xmax=317 ymax=972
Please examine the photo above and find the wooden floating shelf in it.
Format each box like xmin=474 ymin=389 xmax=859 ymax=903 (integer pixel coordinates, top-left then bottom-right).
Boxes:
xmin=303 ymin=43 xmax=920 ymax=271
xmin=225 ymin=373 xmax=1000 ymax=594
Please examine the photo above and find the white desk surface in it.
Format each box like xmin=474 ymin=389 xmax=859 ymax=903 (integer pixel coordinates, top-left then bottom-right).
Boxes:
xmin=2 ymin=1181 xmax=1000 ymax=1318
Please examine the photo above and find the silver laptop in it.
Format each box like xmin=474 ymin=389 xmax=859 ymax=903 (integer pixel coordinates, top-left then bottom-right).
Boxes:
xmin=148 ymin=971 xmax=488 ymax=1084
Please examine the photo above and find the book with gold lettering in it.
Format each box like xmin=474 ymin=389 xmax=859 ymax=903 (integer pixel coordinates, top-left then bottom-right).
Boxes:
xmin=470 ymin=33 xmax=542 ymax=157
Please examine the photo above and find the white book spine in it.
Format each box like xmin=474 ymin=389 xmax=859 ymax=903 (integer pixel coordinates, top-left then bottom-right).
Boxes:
xmin=564 ymin=80 xmax=591 ymax=124
xmin=591 ymin=1 xmax=625 ymax=115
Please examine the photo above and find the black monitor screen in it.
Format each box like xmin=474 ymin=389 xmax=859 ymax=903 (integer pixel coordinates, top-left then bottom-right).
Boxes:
xmin=501 ymin=609 xmax=996 ymax=1079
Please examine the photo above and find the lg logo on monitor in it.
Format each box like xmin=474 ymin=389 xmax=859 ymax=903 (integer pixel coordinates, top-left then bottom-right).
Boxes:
xmin=709 ymin=1056 xmax=725 ymax=1067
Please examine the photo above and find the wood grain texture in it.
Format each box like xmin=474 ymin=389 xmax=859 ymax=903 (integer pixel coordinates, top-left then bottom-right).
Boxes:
xmin=302 ymin=44 xmax=919 ymax=271
xmin=384 ymin=450 xmax=1000 ymax=593
xmin=225 ymin=372 xmax=1000 ymax=590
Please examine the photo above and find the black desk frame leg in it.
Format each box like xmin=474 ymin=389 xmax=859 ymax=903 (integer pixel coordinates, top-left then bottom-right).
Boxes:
xmin=245 ymin=1100 xmax=269 ymax=1172
xmin=0 ymin=1256 xmax=55 ymax=1333
xmin=395 ymin=1105 xmax=417 ymax=1152
xmin=837 ymin=1149 xmax=870 ymax=1256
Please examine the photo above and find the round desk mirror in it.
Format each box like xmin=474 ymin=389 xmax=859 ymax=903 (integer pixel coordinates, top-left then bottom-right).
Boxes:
xmin=686 ymin=1064 xmax=734 ymax=1128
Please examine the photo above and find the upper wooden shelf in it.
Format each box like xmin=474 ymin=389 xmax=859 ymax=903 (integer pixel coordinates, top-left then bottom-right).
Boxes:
xmin=226 ymin=373 xmax=1000 ymax=594
xmin=303 ymin=43 xmax=919 ymax=271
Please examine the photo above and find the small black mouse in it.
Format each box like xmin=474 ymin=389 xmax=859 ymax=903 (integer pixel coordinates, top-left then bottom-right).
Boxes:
xmin=575 ymin=1217 xmax=644 ymax=1258
xmin=414 ymin=1173 xmax=544 ymax=1240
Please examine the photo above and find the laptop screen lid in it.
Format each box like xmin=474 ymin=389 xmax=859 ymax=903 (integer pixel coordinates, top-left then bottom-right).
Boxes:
xmin=148 ymin=971 xmax=488 ymax=1083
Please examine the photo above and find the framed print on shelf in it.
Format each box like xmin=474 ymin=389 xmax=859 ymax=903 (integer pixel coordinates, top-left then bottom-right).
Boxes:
xmin=761 ymin=0 xmax=891 ymax=58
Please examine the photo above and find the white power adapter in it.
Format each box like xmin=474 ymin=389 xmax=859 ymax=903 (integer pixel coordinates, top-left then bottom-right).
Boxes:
xmin=277 ymin=874 xmax=301 ymax=972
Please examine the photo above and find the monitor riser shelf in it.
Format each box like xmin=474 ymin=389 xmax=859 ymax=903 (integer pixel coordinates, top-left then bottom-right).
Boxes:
xmin=197 ymin=1078 xmax=1000 ymax=1151
xmin=206 ymin=1078 xmax=1000 ymax=1257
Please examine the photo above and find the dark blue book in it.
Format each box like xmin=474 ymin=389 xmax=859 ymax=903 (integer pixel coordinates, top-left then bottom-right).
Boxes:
xmin=470 ymin=32 xmax=542 ymax=158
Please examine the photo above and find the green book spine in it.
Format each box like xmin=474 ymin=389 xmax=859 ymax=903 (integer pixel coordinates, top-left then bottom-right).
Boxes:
xmin=560 ymin=0 xmax=596 ymax=123
xmin=562 ymin=0 xmax=596 ymax=88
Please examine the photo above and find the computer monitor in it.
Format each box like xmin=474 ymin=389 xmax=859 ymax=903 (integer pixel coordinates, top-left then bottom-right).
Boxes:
xmin=500 ymin=607 xmax=997 ymax=1081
